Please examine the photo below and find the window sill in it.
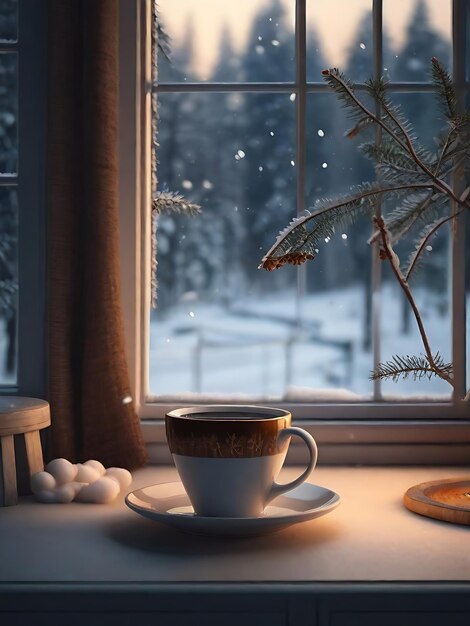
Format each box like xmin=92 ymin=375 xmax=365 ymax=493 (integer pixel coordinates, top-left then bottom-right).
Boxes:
xmin=141 ymin=419 xmax=470 ymax=465
xmin=1 ymin=465 xmax=469 ymax=583
xmin=2 ymin=465 xmax=469 ymax=623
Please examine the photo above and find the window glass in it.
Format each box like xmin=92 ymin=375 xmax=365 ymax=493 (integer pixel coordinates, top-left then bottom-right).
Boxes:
xmin=0 ymin=187 xmax=17 ymax=385
xmin=0 ymin=0 xmax=17 ymax=43
xmin=151 ymin=92 xmax=296 ymax=398
xmin=307 ymin=0 xmax=372 ymax=82
xmin=157 ymin=0 xmax=295 ymax=83
xmin=152 ymin=1 xmax=466 ymax=405
xmin=383 ymin=0 xmax=451 ymax=82
xmin=303 ymin=93 xmax=374 ymax=397
xmin=0 ymin=52 xmax=18 ymax=173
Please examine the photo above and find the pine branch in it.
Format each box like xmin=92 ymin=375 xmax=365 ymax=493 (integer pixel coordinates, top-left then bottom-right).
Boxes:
xmin=374 ymin=216 xmax=453 ymax=387
xmin=152 ymin=191 xmax=201 ymax=216
xmin=324 ymin=69 xmax=462 ymax=205
xmin=260 ymin=183 xmax=434 ymax=270
xmin=405 ymin=209 xmax=463 ymax=281
xmin=371 ymin=353 xmax=453 ymax=383
xmin=369 ymin=191 xmax=447 ymax=245
xmin=431 ymin=57 xmax=457 ymax=121
xmin=360 ymin=140 xmax=418 ymax=173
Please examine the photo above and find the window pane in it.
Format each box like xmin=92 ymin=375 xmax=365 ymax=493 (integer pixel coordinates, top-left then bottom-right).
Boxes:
xmin=0 ymin=187 xmax=17 ymax=385
xmin=151 ymin=92 xmax=296 ymax=398
xmin=302 ymin=93 xmax=374 ymax=398
xmin=383 ymin=0 xmax=451 ymax=82
xmin=157 ymin=0 xmax=295 ymax=83
xmin=380 ymin=93 xmax=451 ymax=399
xmin=0 ymin=0 xmax=17 ymax=43
xmin=307 ymin=0 xmax=372 ymax=83
xmin=0 ymin=52 xmax=18 ymax=174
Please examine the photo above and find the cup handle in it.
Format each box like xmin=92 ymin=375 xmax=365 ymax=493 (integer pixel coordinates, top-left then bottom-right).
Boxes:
xmin=266 ymin=427 xmax=318 ymax=503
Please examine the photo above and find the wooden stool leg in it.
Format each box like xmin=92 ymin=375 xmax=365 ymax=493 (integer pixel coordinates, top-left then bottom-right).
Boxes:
xmin=0 ymin=435 xmax=17 ymax=506
xmin=24 ymin=430 xmax=44 ymax=477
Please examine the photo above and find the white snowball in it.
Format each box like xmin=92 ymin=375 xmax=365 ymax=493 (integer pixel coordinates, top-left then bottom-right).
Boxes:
xmin=105 ymin=467 xmax=132 ymax=490
xmin=84 ymin=459 xmax=106 ymax=476
xmin=75 ymin=463 xmax=100 ymax=484
xmin=45 ymin=458 xmax=78 ymax=485
xmin=75 ymin=476 xmax=120 ymax=504
xmin=54 ymin=484 xmax=77 ymax=504
xmin=35 ymin=489 xmax=58 ymax=503
xmin=31 ymin=471 xmax=56 ymax=495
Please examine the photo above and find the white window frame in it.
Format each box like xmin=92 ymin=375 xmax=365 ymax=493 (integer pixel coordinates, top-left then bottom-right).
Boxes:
xmin=0 ymin=0 xmax=47 ymax=398
xmin=119 ymin=0 xmax=470 ymax=464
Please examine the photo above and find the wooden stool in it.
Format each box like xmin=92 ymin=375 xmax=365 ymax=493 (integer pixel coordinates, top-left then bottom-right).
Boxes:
xmin=0 ymin=397 xmax=51 ymax=506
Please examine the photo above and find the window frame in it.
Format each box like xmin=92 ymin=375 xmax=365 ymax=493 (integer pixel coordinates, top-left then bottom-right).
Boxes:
xmin=119 ymin=0 xmax=470 ymax=463
xmin=0 ymin=0 xmax=47 ymax=398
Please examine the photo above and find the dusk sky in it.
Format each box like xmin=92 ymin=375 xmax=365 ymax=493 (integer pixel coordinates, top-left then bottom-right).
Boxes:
xmin=160 ymin=0 xmax=451 ymax=79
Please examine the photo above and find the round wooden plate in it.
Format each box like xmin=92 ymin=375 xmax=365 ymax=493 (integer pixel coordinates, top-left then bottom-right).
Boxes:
xmin=404 ymin=477 xmax=470 ymax=526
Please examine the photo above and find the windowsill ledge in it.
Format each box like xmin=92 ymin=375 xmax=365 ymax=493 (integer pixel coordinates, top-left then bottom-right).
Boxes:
xmin=0 ymin=465 xmax=469 ymax=585
xmin=142 ymin=419 xmax=470 ymax=465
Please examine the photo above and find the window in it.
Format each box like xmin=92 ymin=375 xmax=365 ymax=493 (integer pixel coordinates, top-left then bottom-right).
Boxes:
xmin=120 ymin=0 xmax=470 ymax=439
xmin=0 ymin=0 xmax=46 ymax=397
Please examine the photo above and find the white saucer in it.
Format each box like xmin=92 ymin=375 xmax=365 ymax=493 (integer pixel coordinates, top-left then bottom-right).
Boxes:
xmin=125 ymin=481 xmax=340 ymax=537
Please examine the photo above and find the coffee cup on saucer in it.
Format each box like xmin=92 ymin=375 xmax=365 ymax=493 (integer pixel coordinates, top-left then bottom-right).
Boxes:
xmin=165 ymin=405 xmax=318 ymax=518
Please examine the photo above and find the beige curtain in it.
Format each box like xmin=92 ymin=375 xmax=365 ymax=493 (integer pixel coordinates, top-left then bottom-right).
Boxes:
xmin=46 ymin=0 xmax=147 ymax=469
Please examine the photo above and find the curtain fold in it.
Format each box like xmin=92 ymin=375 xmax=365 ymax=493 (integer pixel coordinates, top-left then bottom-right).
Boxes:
xmin=47 ymin=0 xmax=147 ymax=469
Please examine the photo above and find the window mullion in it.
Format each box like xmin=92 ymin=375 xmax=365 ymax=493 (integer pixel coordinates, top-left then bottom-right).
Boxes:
xmin=295 ymin=0 xmax=307 ymax=329
xmin=451 ymin=0 xmax=467 ymax=405
xmin=372 ymin=0 xmax=383 ymax=401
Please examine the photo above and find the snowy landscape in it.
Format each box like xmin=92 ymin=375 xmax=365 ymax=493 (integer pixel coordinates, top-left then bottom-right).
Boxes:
xmin=149 ymin=283 xmax=467 ymax=401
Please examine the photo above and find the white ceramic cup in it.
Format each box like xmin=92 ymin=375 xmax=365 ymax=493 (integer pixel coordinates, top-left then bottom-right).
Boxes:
xmin=166 ymin=405 xmax=318 ymax=517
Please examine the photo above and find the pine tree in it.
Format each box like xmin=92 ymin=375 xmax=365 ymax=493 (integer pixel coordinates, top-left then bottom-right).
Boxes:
xmin=239 ymin=0 xmax=296 ymax=286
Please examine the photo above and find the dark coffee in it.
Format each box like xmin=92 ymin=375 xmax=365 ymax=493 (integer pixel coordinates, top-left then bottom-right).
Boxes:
xmin=181 ymin=411 xmax=277 ymax=420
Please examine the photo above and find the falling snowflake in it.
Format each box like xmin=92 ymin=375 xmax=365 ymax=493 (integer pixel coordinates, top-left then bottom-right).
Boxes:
xmin=182 ymin=180 xmax=193 ymax=189
xmin=258 ymin=36 xmax=262 ymax=41
xmin=359 ymin=42 xmax=366 ymax=50
xmin=269 ymin=17 xmax=272 ymax=21
xmin=235 ymin=154 xmax=240 ymax=161
xmin=290 ymin=93 xmax=296 ymax=102
xmin=122 ymin=395 xmax=133 ymax=405
xmin=202 ymin=179 xmax=213 ymax=190
xmin=317 ymin=129 xmax=324 ymax=137
xmin=425 ymin=245 xmax=433 ymax=252
xmin=269 ymin=131 xmax=274 ymax=136
xmin=324 ymin=237 xmax=330 ymax=243
xmin=322 ymin=162 xmax=328 ymax=169
xmin=342 ymin=233 xmax=348 ymax=240
xmin=258 ymin=166 xmax=264 ymax=172
xmin=271 ymin=39 xmax=280 ymax=46
xmin=166 ymin=338 xmax=171 ymax=343
xmin=290 ymin=160 xmax=295 ymax=166
xmin=189 ymin=311 xmax=195 ymax=318
xmin=255 ymin=45 xmax=265 ymax=55
xmin=237 ymin=149 xmax=246 ymax=158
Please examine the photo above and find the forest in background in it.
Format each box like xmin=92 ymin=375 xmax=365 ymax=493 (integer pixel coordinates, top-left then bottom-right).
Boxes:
xmin=155 ymin=0 xmax=455 ymax=359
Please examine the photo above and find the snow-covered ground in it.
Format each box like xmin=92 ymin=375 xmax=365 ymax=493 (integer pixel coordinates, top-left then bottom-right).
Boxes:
xmin=149 ymin=283 xmax=463 ymax=401
xmin=0 ymin=284 xmax=464 ymax=400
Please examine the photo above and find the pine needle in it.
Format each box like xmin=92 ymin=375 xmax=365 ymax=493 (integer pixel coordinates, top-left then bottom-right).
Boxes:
xmin=431 ymin=57 xmax=457 ymax=121
xmin=152 ymin=191 xmax=201 ymax=216
xmin=371 ymin=353 xmax=453 ymax=383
